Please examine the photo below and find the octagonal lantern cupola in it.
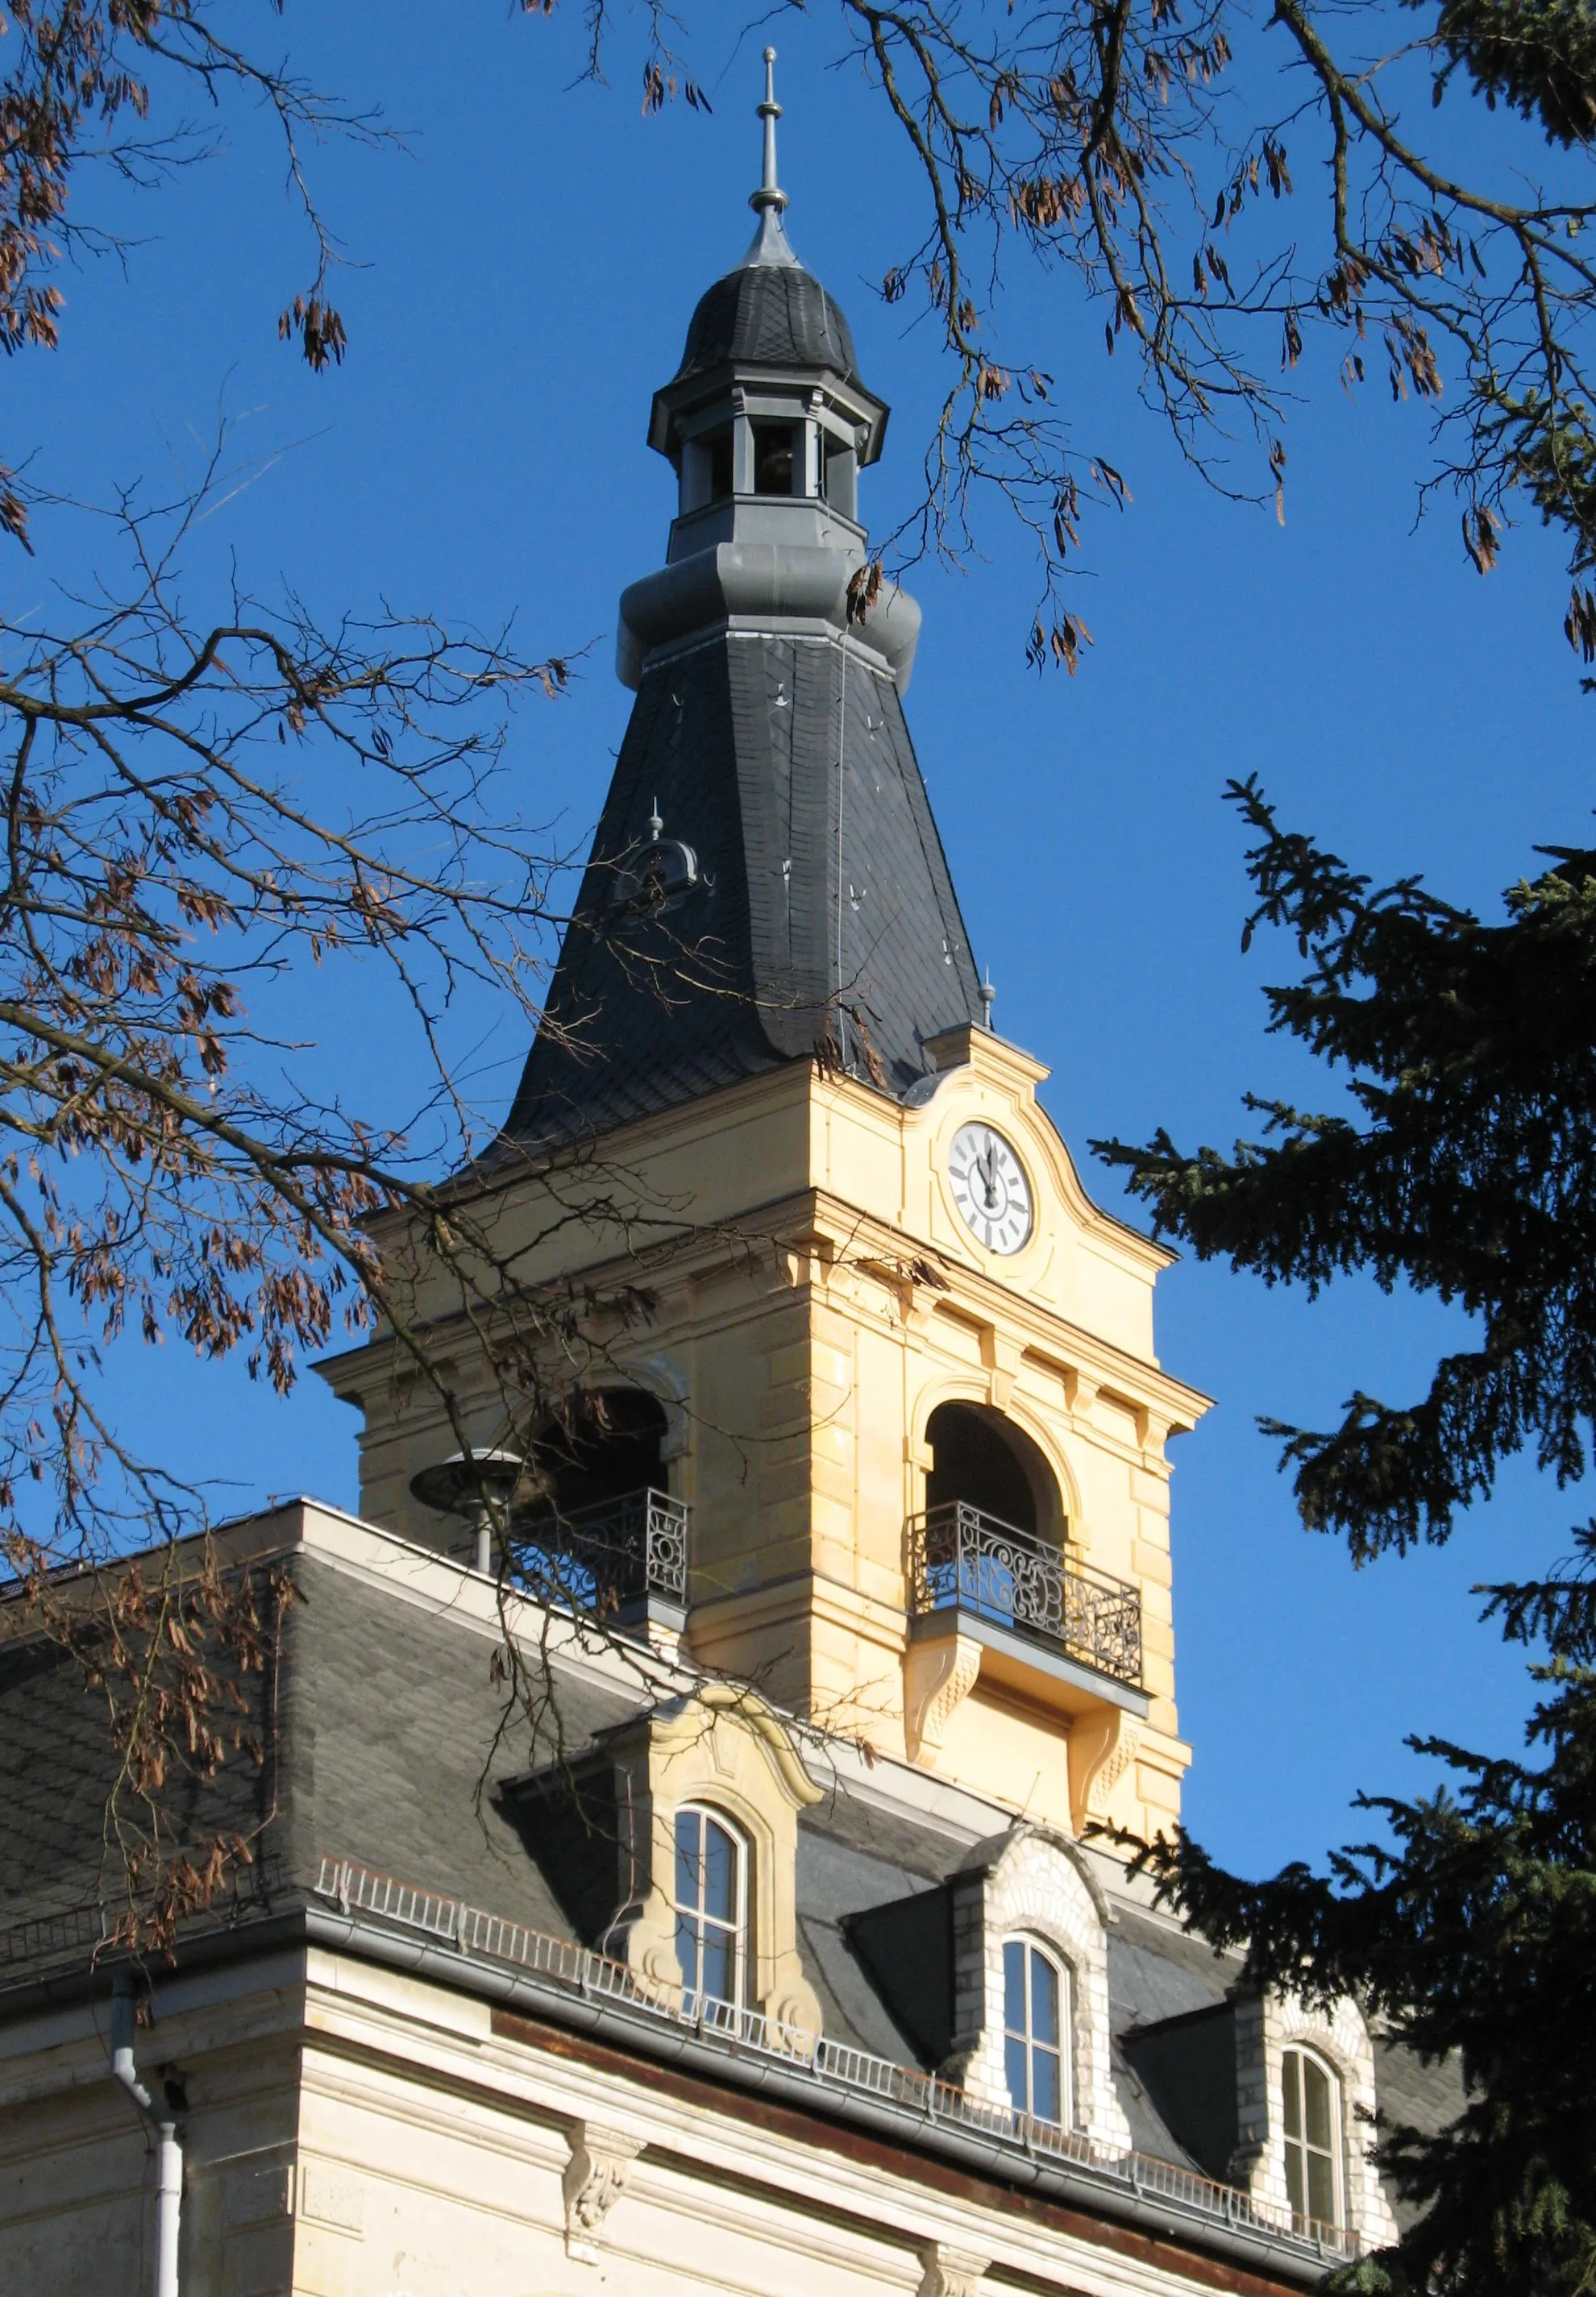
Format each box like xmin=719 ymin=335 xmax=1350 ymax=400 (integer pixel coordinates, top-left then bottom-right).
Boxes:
xmin=617 ymin=52 xmax=913 ymax=690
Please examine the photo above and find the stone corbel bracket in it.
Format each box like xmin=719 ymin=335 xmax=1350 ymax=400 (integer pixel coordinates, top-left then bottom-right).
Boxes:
xmin=1066 ymin=1706 xmax=1138 ymax=1836
xmin=919 ymin=2240 xmax=991 ymax=2297
xmin=904 ymin=1631 xmax=982 ymax=1767
xmin=563 ymin=2121 xmax=644 ymax=2264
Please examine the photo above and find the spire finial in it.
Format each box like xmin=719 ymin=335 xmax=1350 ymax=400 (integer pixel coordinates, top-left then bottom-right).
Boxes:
xmin=751 ymin=47 xmax=788 ymax=217
xmin=979 ymin=969 xmax=996 ymax=1031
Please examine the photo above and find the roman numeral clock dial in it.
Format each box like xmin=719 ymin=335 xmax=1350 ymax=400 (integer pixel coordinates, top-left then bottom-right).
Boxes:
xmin=948 ymin=1122 xmax=1033 ymax=1256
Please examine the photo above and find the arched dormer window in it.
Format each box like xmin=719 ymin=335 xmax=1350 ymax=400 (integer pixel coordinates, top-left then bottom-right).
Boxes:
xmin=1002 ymin=1937 xmax=1072 ymax=2127
xmin=672 ymin=1805 xmax=747 ymax=2012
xmin=1281 ymin=2045 xmax=1344 ymax=2229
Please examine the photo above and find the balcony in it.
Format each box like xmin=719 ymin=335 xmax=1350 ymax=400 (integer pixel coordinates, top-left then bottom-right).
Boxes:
xmin=907 ymin=1500 xmax=1145 ymax=1714
xmin=516 ymin=1486 xmax=688 ymax=1630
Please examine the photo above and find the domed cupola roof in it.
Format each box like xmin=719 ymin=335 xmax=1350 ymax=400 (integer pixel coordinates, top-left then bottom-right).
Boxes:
xmin=675 ymin=254 xmax=859 ymax=386
xmin=659 ymin=48 xmax=872 ymax=403
xmin=646 ymin=57 xmax=888 ymax=471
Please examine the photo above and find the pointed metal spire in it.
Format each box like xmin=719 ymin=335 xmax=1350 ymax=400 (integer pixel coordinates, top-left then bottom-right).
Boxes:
xmin=743 ymin=47 xmax=798 ymax=268
xmin=751 ymin=48 xmax=788 ymax=216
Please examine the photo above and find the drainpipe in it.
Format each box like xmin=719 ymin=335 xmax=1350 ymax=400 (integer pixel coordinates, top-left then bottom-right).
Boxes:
xmin=110 ymin=1977 xmax=182 ymax=2297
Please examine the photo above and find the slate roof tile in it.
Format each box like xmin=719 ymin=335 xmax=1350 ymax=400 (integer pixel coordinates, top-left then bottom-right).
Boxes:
xmin=675 ymin=262 xmax=860 ymax=387
xmin=504 ymin=631 xmax=984 ymax=1150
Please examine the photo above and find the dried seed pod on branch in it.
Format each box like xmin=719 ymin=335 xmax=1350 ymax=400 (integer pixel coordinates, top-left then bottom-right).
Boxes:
xmin=0 ymin=432 xmax=620 ymax=1946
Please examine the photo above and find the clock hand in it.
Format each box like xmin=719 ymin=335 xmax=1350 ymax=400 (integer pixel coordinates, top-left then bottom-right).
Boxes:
xmin=979 ymin=1145 xmax=1000 ymax=1208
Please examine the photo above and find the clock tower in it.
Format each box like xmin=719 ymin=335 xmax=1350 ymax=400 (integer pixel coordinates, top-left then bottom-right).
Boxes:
xmin=323 ymin=56 xmax=1207 ymax=1847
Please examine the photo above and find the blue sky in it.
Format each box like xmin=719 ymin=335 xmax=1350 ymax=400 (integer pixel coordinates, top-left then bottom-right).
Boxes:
xmin=14 ymin=2 xmax=1592 ymax=1878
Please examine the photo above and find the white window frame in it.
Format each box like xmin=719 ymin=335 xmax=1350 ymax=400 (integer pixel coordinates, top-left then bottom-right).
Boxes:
xmin=1001 ymin=1934 xmax=1073 ymax=2128
xmin=671 ymin=1803 xmax=749 ymax=2013
xmin=1280 ymin=2044 xmax=1345 ymax=2232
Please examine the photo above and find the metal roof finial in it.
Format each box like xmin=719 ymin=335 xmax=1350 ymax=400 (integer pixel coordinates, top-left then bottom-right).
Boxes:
xmin=979 ymin=970 xmax=996 ymax=1031
xmin=751 ymin=48 xmax=788 ymax=217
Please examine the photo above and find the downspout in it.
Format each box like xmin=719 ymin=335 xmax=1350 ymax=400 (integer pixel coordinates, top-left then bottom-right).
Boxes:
xmin=110 ymin=1977 xmax=182 ymax=2297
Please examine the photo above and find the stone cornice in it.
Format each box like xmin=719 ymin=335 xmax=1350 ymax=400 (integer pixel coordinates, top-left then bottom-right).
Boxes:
xmin=318 ymin=1183 xmax=1210 ymax=1443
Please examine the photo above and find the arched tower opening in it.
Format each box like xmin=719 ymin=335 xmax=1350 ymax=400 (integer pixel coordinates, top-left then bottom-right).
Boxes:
xmin=517 ymin=1389 xmax=671 ymax=1610
xmin=924 ymin=1401 xmax=1062 ymax=1543
xmin=528 ymin=1388 xmax=667 ymax=1517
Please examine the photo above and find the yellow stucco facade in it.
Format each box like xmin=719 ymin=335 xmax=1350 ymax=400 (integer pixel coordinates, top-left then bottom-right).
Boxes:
xmin=324 ymin=1020 xmax=1208 ymax=1847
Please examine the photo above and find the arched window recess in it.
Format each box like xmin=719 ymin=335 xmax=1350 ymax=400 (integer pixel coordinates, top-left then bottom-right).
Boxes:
xmin=672 ymin=1804 xmax=749 ymax=2025
xmin=513 ymin=1388 xmax=688 ymax=1618
xmin=1003 ymin=1936 xmax=1072 ymax=2129
xmin=1281 ymin=2044 xmax=1345 ymax=2233
xmin=908 ymin=1401 xmax=1141 ymax=1689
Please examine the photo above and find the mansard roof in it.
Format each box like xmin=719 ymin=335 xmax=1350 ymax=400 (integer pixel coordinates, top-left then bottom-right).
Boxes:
xmin=0 ymin=1509 xmax=1457 ymax=2266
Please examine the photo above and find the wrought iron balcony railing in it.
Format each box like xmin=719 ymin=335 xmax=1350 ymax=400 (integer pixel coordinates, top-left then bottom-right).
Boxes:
xmin=515 ymin=1485 xmax=688 ymax=1613
xmin=907 ymin=1500 xmax=1142 ymax=1688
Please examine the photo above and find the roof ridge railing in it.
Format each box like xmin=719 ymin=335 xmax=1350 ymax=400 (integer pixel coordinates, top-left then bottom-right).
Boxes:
xmin=0 ymin=1852 xmax=293 ymax=1971
xmin=311 ymin=1851 xmax=1356 ymax=2262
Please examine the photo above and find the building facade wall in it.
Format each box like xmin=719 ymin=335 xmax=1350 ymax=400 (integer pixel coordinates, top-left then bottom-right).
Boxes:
xmin=324 ymin=1032 xmax=1202 ymax=1846
xmin=0 ymin=1945 xmax=1316 ymax=2297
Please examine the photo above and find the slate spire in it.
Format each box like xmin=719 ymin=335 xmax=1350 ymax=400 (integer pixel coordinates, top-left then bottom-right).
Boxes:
xmin=503 ymin=63 xmax=984 ymax=1150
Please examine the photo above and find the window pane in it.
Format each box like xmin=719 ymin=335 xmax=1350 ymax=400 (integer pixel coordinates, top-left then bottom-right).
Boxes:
xmin=1283 ymin=2141 xmax=1307 ymax=2221
xmin=1307 ymin=2147 xmax=1336 ymax=2227
xmin=1004 ymin=2032 xmax=1029 ymax=2116
xmin=1004 ymin=1940 xmax=1025 ymax=2037
xmin=700 ymin=1924 xmax=734 ymax=2006
xmin=1032 ymin=2044 xmax=1062 ymax=2126
xmin=1303 ymin=2057 xmax=1334 ymax=2151
xmin=675 ymin=1809 xmax=701 ymax=1914
xmin=752 ymin=422 xmax=796 ymax=496
xmin=1030 ymin=1950 xmax=1061 ymax=2047
xmin=675 ymin=1911 xmax=701 ymax=1996
xmin=1282 ymin=2050 xmax=1303 ymax=2139
xmin=702 ymin=1818 xmax=736 ymax=1924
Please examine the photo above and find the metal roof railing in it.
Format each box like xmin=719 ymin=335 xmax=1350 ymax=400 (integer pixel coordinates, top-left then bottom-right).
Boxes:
xmin=312 ymin=1852 xmax=1356 ymax=2265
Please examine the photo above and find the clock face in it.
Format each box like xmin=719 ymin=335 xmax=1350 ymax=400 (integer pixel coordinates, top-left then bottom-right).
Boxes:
xmin=948 ymin=1123 xmax=1033 ymax=1255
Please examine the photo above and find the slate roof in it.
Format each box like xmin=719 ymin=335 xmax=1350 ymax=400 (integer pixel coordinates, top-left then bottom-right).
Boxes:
xmin=504 ymin=629 xmax=986 ymax=1149
xmin=1110 ymin=1910 xmax=1244 ymax=2181
xmin=675 ymin=258 xmax=860 ymax=387
xmin=0 ymin=1536 xmax=1463 ymax=2249
xmin=1371 ymin=2036 xmax=1469 ymax=2233
xmin=0 ymin=1551 xmax=635 ymax=1963
xmin=0 ymin=1619 xmax=280 ymax=1945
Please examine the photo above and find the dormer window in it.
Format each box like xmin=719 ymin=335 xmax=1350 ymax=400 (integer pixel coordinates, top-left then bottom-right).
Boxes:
xmin=1281 ymin=2046 xmax=1343 ymax=2228
xmin=752 ymin=420 xmax=799 ymax=497
xmin=673 ymin=1805 xmax=746 ymax=2011
xmin=1003 ymin=1937 xmax=1071 ymax=2126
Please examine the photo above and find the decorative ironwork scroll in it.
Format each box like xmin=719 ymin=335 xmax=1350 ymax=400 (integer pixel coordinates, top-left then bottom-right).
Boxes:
xmin=515 ymin=1485 xmax=688 ymax=1611
xmin=906 ymin=1502 xmax=1141 ymax=1687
